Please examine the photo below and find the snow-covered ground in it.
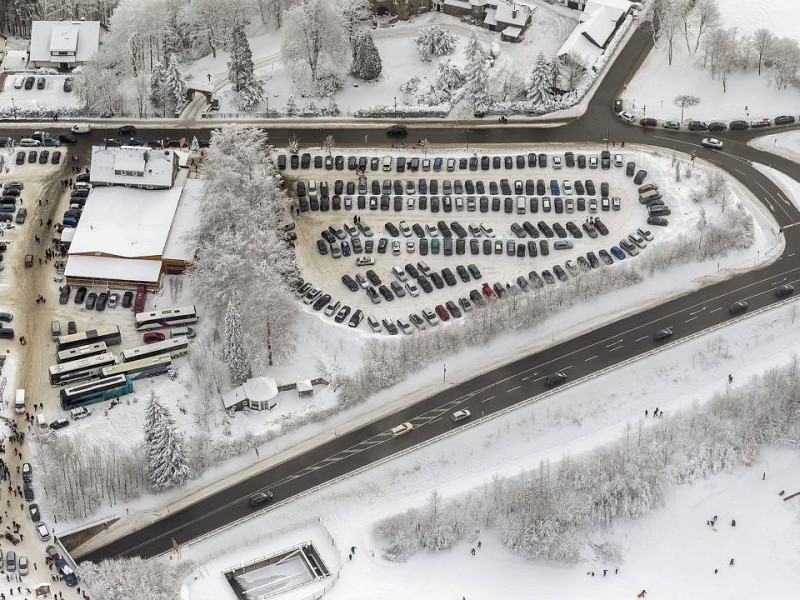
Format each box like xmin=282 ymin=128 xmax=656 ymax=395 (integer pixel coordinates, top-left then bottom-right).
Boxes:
xmin=623 ymin=0 xmax=800 ymax=122
xmin=187 ymin=8 xmax=576 ymax=118
xmin=749 ymin=131 xmax=800 ymax=165
xmin=177 ymin=294 xmax=800 ymax=600
xmin=0 ymin=65 xmax=81 ymax=112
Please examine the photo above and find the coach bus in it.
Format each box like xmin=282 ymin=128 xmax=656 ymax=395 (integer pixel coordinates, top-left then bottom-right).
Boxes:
xmin=101 ymin=355 xmax=172 ymax=380
xmin=55 ymin=325 xmax=122 ymax=352
xmin=134 ymin=306 xmax=198 ymax=331
xmin=48 ymin=353 xmax=117 ymax=386
xmin=120 ymin=338 xmax=189 ymax=363
xmin=59 ymin=375 xmax=134 ymax=410
xmin=56 ymin=342 xmax=108 ymax=364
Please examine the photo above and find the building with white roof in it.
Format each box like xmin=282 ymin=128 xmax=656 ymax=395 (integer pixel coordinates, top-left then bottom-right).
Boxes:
xmin=90 ymin=146 xmax=179 ymax=190
xmin=64 ymin=163 xmax=199 ymax=289
xmin=222 ymin=377 xmax=279 ymax=411
xmin=28 ymin=21 xmax=105 ymax=69
xmin=557 ymin=0 xmax=632 ymax=69
xmin=434 ymin=0 xmax=533 ymax=41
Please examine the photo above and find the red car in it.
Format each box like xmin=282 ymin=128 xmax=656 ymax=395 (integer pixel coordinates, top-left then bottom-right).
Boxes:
xmin=435 ymin=304 xmax=450 ymax=322
xmin=143 ymin=331 xmax=166 ymax=344
xmin=482 ymin=282 xmax=496 ymax=299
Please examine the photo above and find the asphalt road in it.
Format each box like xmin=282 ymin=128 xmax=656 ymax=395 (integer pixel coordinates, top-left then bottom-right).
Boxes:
xmin=15 ymin=22 xmax=799 ymax=560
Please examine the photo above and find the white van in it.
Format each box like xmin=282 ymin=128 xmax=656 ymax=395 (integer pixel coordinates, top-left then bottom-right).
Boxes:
xmin=382 ymin=156 xmax=392 ymax=172
xmin=70 ymin=123 xmax=91 ymax=134
xmin=307 ymin=180 xmax=317 ymax=199
xmin=14 ymin=390 xmax=25 ymax=415
xmin=13 ymin=77 xmax=23 ymax=90
xmin=516 ymin=197 xmax=526 ymax=214
xmin=35 ymin=414 xmax=47 ymax=431
xmin=18 ymin=138 xmax=40 ymax=147
xmin=50 ymin=320 xmax=61 ymax=341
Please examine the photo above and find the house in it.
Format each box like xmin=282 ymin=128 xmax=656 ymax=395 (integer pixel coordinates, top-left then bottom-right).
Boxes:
xmin=90 ymin=146 xmax=179 ymax=190
xmin=557 ymin=0 xmax=632 ymax=69
xmin=28 ymin=21 xmax=105 ymax=70
xmin=222 ymin=377 xmax=279 ymax=412
xmin=431 ymin=0 xmax=534 ymax=41
xmin=372 ymin=0 xmax=430 ymax=19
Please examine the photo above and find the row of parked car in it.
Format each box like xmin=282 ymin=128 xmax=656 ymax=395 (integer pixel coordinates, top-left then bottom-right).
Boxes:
xmin=0 ymin=181 xmax=27 ymax=224
xmin=59 ymin=284 xmax=133 ymax=310
xmin=618 ymin=110 xmax=796 ymax=131
xmin=281 ymin=150 xmax=618 ymax=174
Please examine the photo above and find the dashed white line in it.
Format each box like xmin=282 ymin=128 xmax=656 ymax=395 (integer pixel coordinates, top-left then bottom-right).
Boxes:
xmin=584 ymin=355 xmax=598 ymax=361
xmin=634 ymin=335 xmax=648 ymax=342
xmin=507 ymin=386 xmax=521 ymax=393
xmin=685 ymin=316 xmax=699 ymax=323
xmin=709 ymin=307 xmax=723 ymax=313
xmin=609 ymin=346 xmax=624 ymax=352
xmin=480 ymin=395 xmax=495 ymax=404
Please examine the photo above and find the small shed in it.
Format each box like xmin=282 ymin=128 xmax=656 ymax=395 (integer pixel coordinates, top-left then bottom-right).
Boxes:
xmin=297 ymin=380 xmax=314 ymax=397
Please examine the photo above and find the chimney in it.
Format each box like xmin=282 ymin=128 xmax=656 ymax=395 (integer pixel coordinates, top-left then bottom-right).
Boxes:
xmin=512 ymin=4 xmax=518 ymax=19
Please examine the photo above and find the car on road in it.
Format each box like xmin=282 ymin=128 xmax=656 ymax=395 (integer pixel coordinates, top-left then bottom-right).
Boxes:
xmin=701 ymin=137 xmax=723 ymax=149
xmin=249 ymin=491 xmax=274 ymax=508
xmin=50 ymin=418 xmax=69 ymax=431
xmin=451 ymin=409 xmax=471 ymax=423
xmin=70 ymin=406 xmax=92 ymax=420
xmin=728 ymin=300 xmax=748 ymax=315
xmin=390 ymin=422 xmax=414 ymax=437
xmin=544 ymin=372 xmax=567 ymax=386
xmin=653 ymin=328 xmax=673 ymax=341
xmin=28 ymin=504 xmax=40 ymax=522
xmin=117 ymin=125 xmax=136 ymax=135
xmin=618 ymin=111 xmax=635 ymax=123
xmin=775 ymin=284 xmax=795 ymax=297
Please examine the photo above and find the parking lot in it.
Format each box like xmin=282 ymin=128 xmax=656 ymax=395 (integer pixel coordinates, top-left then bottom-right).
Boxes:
xmin=282 ymin=148 xmax=670 ymax=336
xmin=0 ymin=72 xmax=81 ymax=112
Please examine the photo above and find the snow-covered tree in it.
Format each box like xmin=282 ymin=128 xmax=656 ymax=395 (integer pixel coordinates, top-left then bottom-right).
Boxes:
xmin=285 ymin=95 xmax=298 ymax=116
xmin=78 ymin=556 xmax=186 ymax=600
xmin=429 ymin=61 xmax=465 ymax=104
xmin=164 ymin=54 xmax=187 ymax=115
xmin=415 ymin=24 xmax=457 ymax=62
xmin=282 ymin=0 xmax=350 ymax=96
xmin=223 ymin=298 xmax=251 ymax=384
xmin=180 ymin=0 xmax=248 ymax=58
xmin=351 ymin=28 xmax=382 ymax=81
xmin=144 ymin=394 xmax=190 ymax=491
xmin=228 ymin=25 xmax=264 ymax=111
xmin=526 ymin=52 xmax=552 ymax=109
xmin=765 ymin=36 xmax=800 ymax=90
xmin=338 ymin=0 xmax=373 ymax=41
xmin=693 ymin=0 xmax=721 ymax=52
xmin=751 ymin=28 xmax=774 ymax=76
xmin=149 ymin=61 xmax=169 ymax=116
xmin=464 ymin=33 xmax=489 ymax=112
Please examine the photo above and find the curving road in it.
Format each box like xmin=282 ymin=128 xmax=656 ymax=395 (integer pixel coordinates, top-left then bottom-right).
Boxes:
xmin=21 ymin=23 xmax=800 ymax=561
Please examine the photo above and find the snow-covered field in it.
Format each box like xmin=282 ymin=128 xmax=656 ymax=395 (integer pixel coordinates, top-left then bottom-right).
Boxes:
xmin=188 ymin=8 xmax=576 ymax=118
xmin=749 ymin=130 xmax=800 ymax=164
xmin=624 ymin=0 xmax=800 ymax=122
xmin=177 ymin=294 xmax=800 ymax=600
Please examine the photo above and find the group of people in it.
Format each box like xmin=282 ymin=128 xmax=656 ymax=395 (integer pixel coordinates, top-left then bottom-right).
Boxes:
xmin=644 ymin=407 xmax=663 ymax=418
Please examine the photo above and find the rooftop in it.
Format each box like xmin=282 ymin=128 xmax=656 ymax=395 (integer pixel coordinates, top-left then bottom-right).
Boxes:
xmin=90 ymin=146 xmax=177 ymax=189
xmin=29 ymin=21 xmax=101 ymax=64
xmin=65 ymin=255 xmax=162 ymax=284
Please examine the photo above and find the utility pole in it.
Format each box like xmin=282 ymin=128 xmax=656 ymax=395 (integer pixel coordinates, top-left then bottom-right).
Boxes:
xmin=443 ymin=363 xmax=447 ymax=382
xmin=394 ymin=96 xmax=397 ymax=120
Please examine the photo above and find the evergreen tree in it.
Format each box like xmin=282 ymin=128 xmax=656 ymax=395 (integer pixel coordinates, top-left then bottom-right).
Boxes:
xmin=464 ymin=33 xmax=489 ymax=112
xmin=351 ymin=29 xmax=382 ymax=81
xmin=228 ymin=25 xmax=264 ymax=111
xmin=164 ymin=54 xmax=187 ymax=116
xmin=285 ymin=95 xmax=298 ymax=116
xmin=150 ymin=61 xmax=169 ymax=116
xmin=224 ymin=298 xmax=251 ymax=384
xmin=527 ymin=52 xmax=553 ymax=109
xmin=190 ymin=136 xmax=200 ymax=153
xmin=144 ymin=395 xmax=190 ymax=492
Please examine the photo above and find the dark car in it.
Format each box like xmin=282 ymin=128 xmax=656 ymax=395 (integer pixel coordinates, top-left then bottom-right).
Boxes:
xmin=29 ymin=503 xmax=41 ymax=522
xmin=28 ymin=151 xmax=38 ymax=163
xmin=85 ymin=292 xmax=97 ymax=310
xmin=58 ymin=133 xmax=77 ymax=144
xmin=445 ymin=300 xmax=462 ymax=318
xmin=774 ymin=115 xmax=796 ymax=125
xmin=442 ymin=268 xmax=457 ymax=286
xmin=545 ymin=372 xmax=567 ymax=386
xmin=653 ymin=328 xmax=673 ymax=341
xmin=117 ymin=125 xmax=136 ymax=135
xmin=728 ymin=300 xmax=748 ymax=315
xmin=640 ymin=118 xmax=657 ymax=128
xmin=688 ymin=121 xmax=708 ymax=131
xmin=341 ymin=274 xmax=358 ymax=292
xmin=708 ymin=121 xmax=727 ymax=132
xmin=387 ymin=124 xmax=407 ymax=136
xmin=15 ymin=152 xmax=25 ymax=165
xmin=316 ymin=239 xmax=329 ymax=255
xmin=51 ymin=150 xmax=61 ymax=164
xmin=122 ymin=290 xmax=133 ymax=308
xmin=633 ymin=170 xmax=648 ymax=185
xmin=74 ymin=286 xmax=87 ymax=304
xmin=58 ymin=285 xmax=71 ymax=305
xmin=430 ymin=272 xmax=445 ymax=289
xmin=775 ymin=284 xmax=795 ymax=298
xmin=38 ymin=150 xmax=50 ymax=164
xmin=378 ymin=285 xmax=394 ymax=301
xmin=50 ymin=418 xmax=70 ymax=431
xmin=96 ymin=292 xmax=109 ymax=311
xmin=647 ymin=216 xmax=669 ymax=226
xmin=249 ymin=491 xmax=274 ymax=508
xmin=313 ymin=293 xmax=331 ymax=311
xmin=348 ymin=309 xmax=365 ymax=328
xmin=24 ymin=76 xmax=35 ymax=90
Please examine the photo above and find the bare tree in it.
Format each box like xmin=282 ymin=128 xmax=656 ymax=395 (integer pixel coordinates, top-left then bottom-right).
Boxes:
xmin=751 ymin=28 xmax=775 ymax=76
xmin=693 ymin=0 xmax=721 ymax=53
xmin=673 ymin=94 xmax=699 ymax=122
xmin=322 ymin=134 xmax=335 ymax=156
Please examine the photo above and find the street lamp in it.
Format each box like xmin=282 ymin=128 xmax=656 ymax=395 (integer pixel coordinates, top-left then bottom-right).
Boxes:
xmin=11 ymin=97 xmax=16 ymax=120
xmin=394 ymin=96 xmax=397 ymax=120
xmin=605 ymin=128 xmax=610 ymax=150
xmin=443 ymin=363 xmax=447 ymax=382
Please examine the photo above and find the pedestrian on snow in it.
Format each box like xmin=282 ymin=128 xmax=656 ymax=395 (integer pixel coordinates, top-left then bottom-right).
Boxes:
xmin=714 ymin=568 xmax=718 ymax=574
xmin=654 ymin=407 xmax=659 ymax=417
xmin=477 ymin=541 xmax=481 ymax=549
xmin=351 ymin=546 xmax=356 ymax=554
xmin=731 ymin=519 xmax=736 ymax=527
xmin=645 ymin=409 xmax=648 ymax=417
xmin=637 ymin=591 xmax=647 ymax=598
xmin=728 ymin=374 xmax=733 ymax=383
xmin=763 ymin=472 xmax=766 ymax=480
xmin=615 ymin=568 xmax=618 ymax=574
xmin=603 ymin=569 xmax=608 ymax=576
xmin=730 ymin=558 xmax=735 ymax=566
xmin=471 ymin=548 xmax=476 ymax=556
xmin=348 ymin=554 xmax=352 ymax=561
xmin=621 ymin=141 xmax=625 ymax=148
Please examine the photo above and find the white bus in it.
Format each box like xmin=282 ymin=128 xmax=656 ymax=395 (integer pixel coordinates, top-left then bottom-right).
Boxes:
xmin=48 ymin=353 xmax=117 ymax=386
xmin=56 ymin=342 xmax=108 ymax=364
xmin=101 ymin=355 xmax=172 ymax=380
xmin=134 ymin=306 xmax=198 ymax=331
xmin=120 ymin=338 xmax=189 ymax=363
xmin=56 ymin=325 xmax=121 ymax=352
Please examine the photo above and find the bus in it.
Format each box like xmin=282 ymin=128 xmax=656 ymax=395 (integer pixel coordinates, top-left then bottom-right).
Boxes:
xmin=59 ymin=375 xmax=133 ymax=410
xmin=101 ymin=355 xmax=172 ymax=380
xmin=55 ymin=325 xmax=122 ymax=352
xmin=56 ymin=342 xmax=108 ymax=364
xmin=133 ymin=284 xmax=147 ymax=313
xmin=134 ymin=306 xmax=198 ymax=331
xmin=120 ymin=338 xmax=189 ymax=363
xmin=48 ymin=353 xmax=117 ymax=386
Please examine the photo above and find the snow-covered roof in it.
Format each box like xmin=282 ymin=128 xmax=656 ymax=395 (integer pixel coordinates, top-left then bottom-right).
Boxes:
xmin=444 ymin=0 xmax=472 ymax=9
xmin=90 ymin=146 xmax=177 ymax=189
xmin=186 ymin=81 xmax=213 ymax=93
xmin=502 ymin=26 xmax=523 ymax=38
xmin=64 ymin=255 xmax=162 ymax=283
xmin=243 ymin=377 xmax=278 ymax=403
xmin=494 ymin=1 xmax=531 ymax=27
xmin=297 ymin=380 xmax=313 ymax=393
xmin=68 ymin=179 xmax=184 ymax=259
xmin=581 ymin=5 xmax=623 ymax=47
xmin=162 ymin=178 xmax=203 ymax=263
xmin=221 ymin=387 xmax=247 ymax=410
xmin=484 ymin=8 xmax=498 ymax=27
xmin=581 ymin=0 xmax=632 ymax=20
xmin=29 ymin=21 xmax=101 ymax=64
xmin=558 ymin=24 xmax=605 ymax=67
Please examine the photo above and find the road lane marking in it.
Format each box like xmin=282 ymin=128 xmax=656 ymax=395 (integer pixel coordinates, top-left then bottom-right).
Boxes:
xmin=689 ymin=307 xmax=706 ymax=316
xmin=634 ymin=335 xmax=648 ymax=342
xmin=685 ymin=316 xmax=699 ymax=323
xmin=507 ymin=386 xmax=521 ymax=392
xmin=609 ymin=346 xmax=624 ymax=352
xmin=480 ymin=395 xmax=495 ymax=404
xmin=709 ymin=307 xmax=723 ymax=313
